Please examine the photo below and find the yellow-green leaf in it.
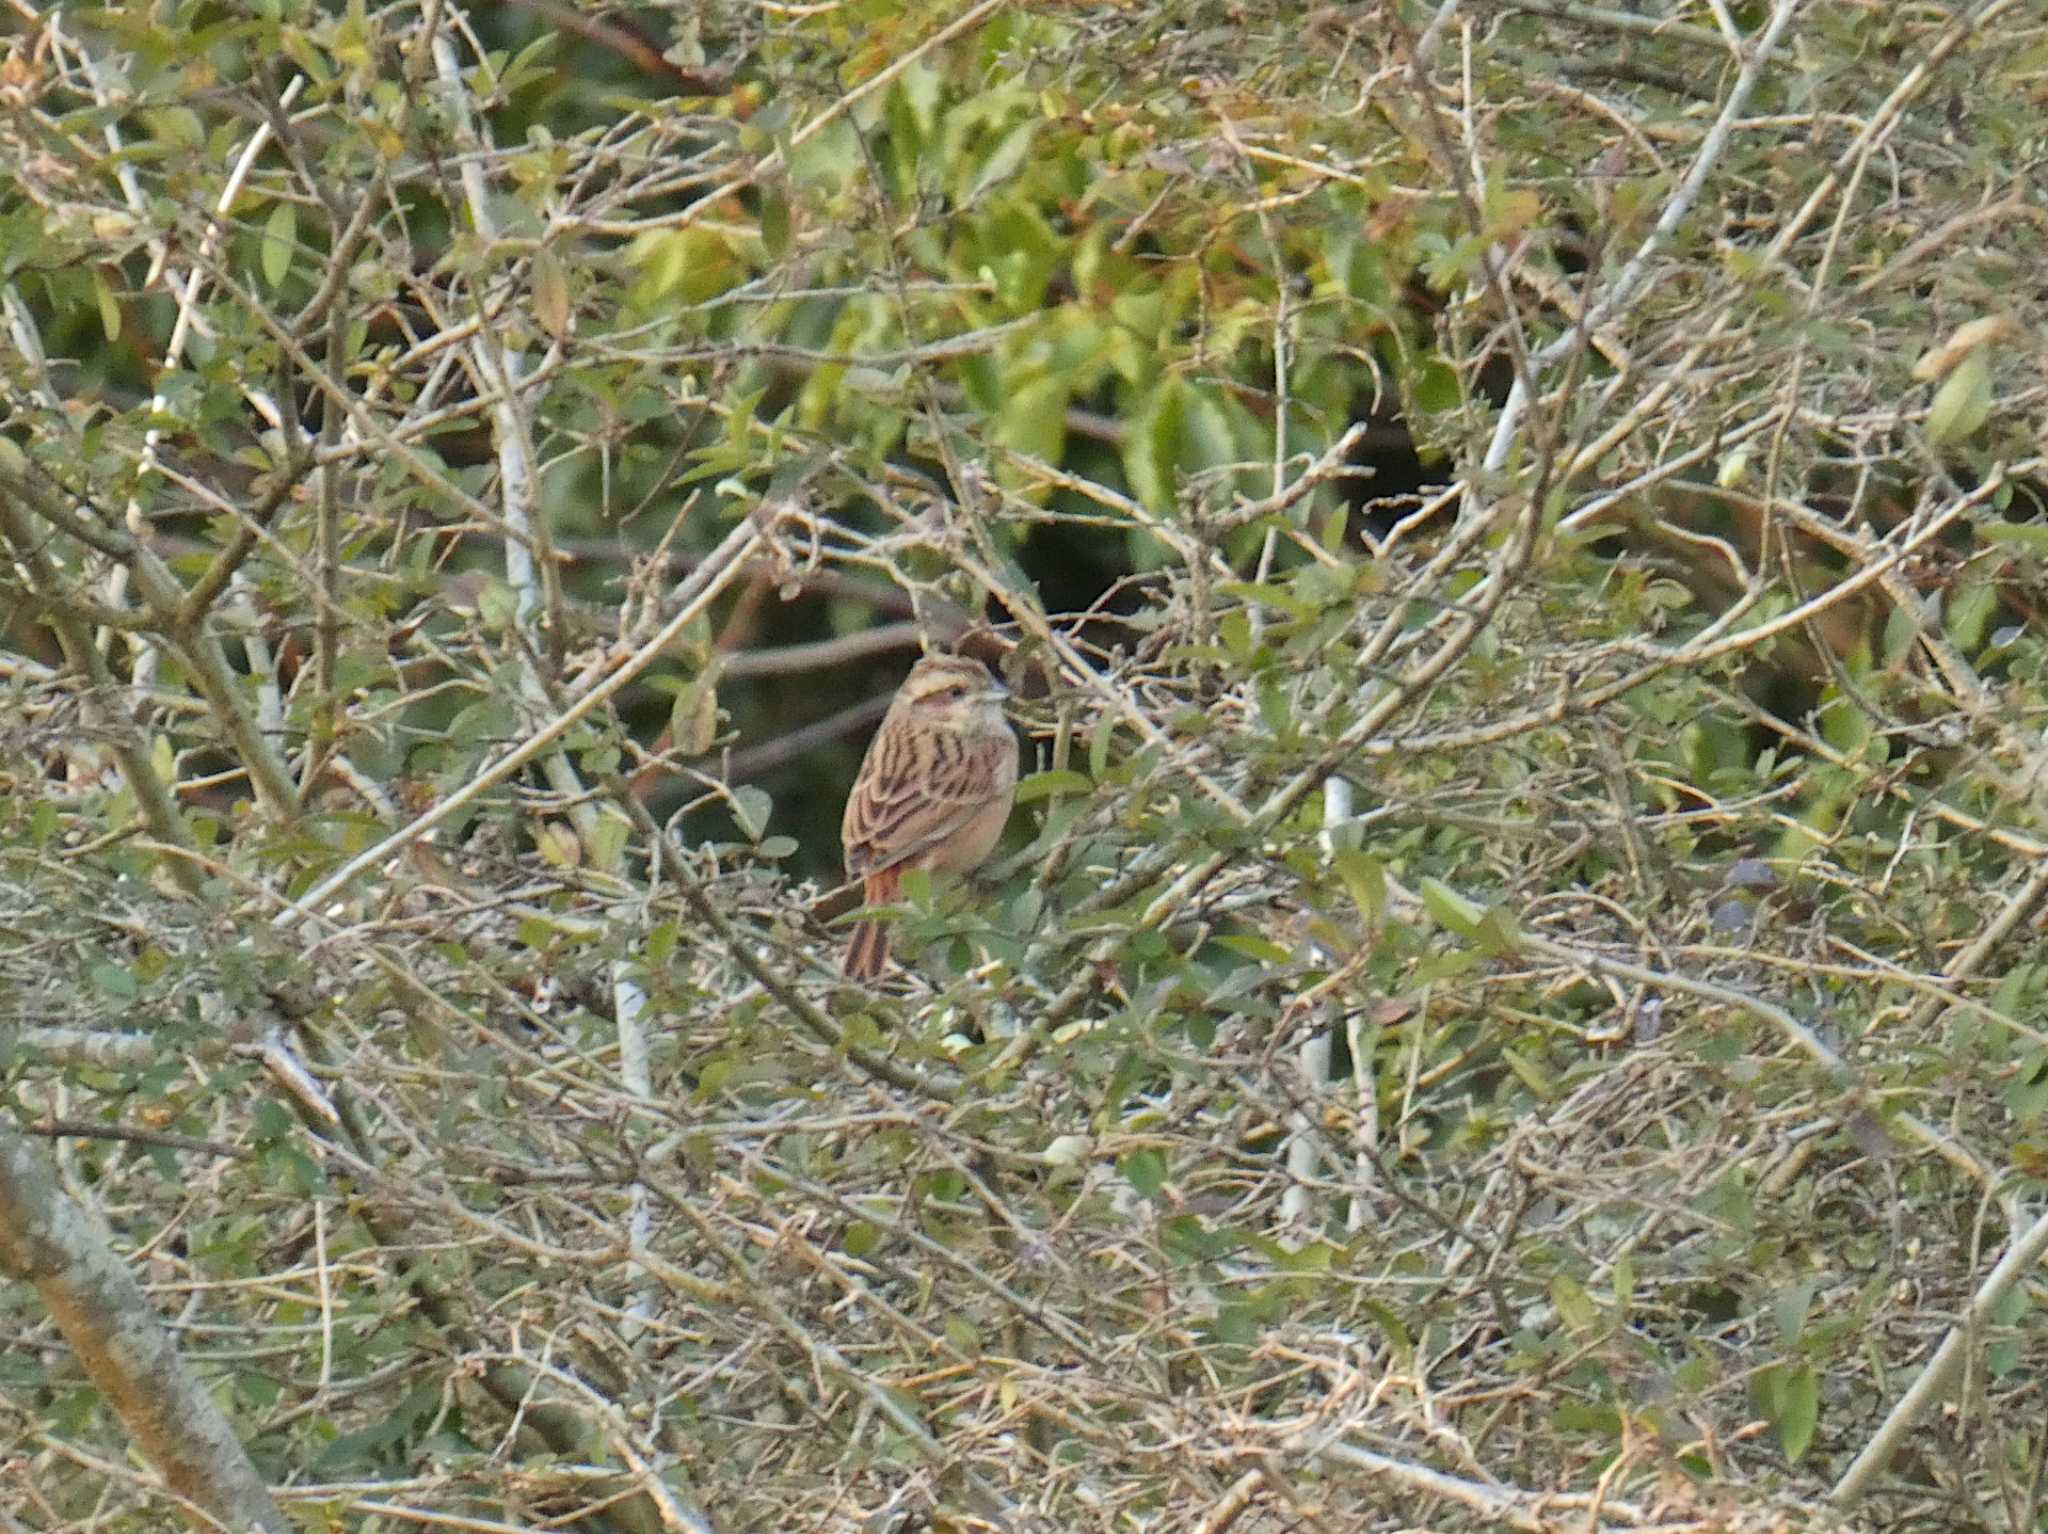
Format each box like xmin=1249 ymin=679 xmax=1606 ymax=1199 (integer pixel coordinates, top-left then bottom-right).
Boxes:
xmin=588 ymin=811 xmax=630 ymax=873
xmin=1979 ymin=521 xmax=2048 ymax=557
xmin=1926 ymin=346 xmax=1991 ymax=446
xmin=1551 ymin=1273 xmax=1599 ymax=1332
xmin=1332 ymin=849 xmax=1385 ymax=923
xmin=670 ymin=674 xmax=721 ymax=756
xmin=531 ymin=245 xmax=570 ymax=337
xmin=1420 ymin=877 xmax=1486 ymax=936
xmin=1502 ymin=1044 xmax=1556 ymax=1100
xmin=93 ymin=269 xmax=121 ymax=340
xmin=262 ymin=200 xmax=296 ymax=289
xmin=1015 ymin=769 xmax=1092 ymax=803
xmin=759 ymin=189 xmax=790 ymax=258
xmin=1213 ymin=934 xmax=1291 ymax=964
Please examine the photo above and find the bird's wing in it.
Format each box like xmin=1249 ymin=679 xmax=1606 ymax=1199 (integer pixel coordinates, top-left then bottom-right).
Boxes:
xmin=842 ymin=731 xmax=1007 ymax=879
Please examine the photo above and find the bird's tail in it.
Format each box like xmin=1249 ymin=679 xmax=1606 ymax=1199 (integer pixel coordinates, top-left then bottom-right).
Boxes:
xmin=843 ymin=918 xmax=891 ymax=980
xmin=842 ymin=869 xmax=900 ymax=980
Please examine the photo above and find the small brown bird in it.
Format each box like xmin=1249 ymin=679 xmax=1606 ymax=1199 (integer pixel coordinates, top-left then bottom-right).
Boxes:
xmin=840 ymin=652 xmax=1019 ymax=980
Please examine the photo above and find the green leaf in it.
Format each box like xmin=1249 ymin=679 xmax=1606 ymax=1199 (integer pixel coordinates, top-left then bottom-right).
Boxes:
xmin=1945 ymin=578 xmax=1999 ymax=654
xmin=90 ymin=962 xmax=137 ymax=1001
xmin=143 ymin=106 xmax=205 ymax=151
xmin=1411 ymin=357 xmax=1461 ymax=413
xmin=88 ymin=268 xmax=123 ymax=341
xmin=1219 ymin=610 xmax=1253 ymax=660
xmin=1879 ymin=602 xmax=1918 ymax=666
xmin=1015 ymin=769 xmax=1093 ymax=803
xmin=531 ymin=245 xmax=570 ymax=337
xmin=500 ymin=29 xmax=562 ymax=96
xmin=759 ymin=188 xmax=790 ymax=258
xmin=1120 ymin=1148 xmax=1168 ymax=1198
xmin=1926 ymin=346 xmax=1991 ymax=446
xmin=588 ymin=811 xmax=630 ymax=872
xmin=1775 ymin=1362 xmax=1819 ymax=1461
xmin=1256 ymin=677 xmax=1293 ymax=738
xmin=1420 ymin=877 xmax=1486 ymax=936
xmin=967 ymin=119 xmax=1039 ymax=203
xmin=1992 ymin=965 xmax=2035 ymax=1019
xmin=943 ymin=1313 xmax=983 ymax=1354
xmin=2003 ymin=1050 xmax=2048 ymax=1123
xmin=1088 ymin=718 xmax=1117 ymax=782
xmin=29 ymin=800 xmax=59 ymax=850
xmin=1217 ymin=582 xmax=1317 ymax=621
xmin=1550 ymin=1273 xmax=1599 ymax=1332
xmin=261 ymin=199 xmax=296 ymax=289
xmin=1332 ymin=849 xmax=1386 ymax=923
xmin=1773 ymin=1280 xmax=1816 ymax=1347
xmin=731 ymin=785 xmax=772 ymax=841
xmin=1980 ymin=521 xmax=2048 ymax=557
xmin=1501 ymin=1044 xmax=1555 ymax=1100
xmin=1473 ymin=907 xmax=1522 ymax=955
xmin=280 ymin=27 xmax=334 ymax=85
xmin=669 ymin=674 xmax=721 ymax=755
xmin=995 ymin=373 xmax=1069 ymax=470
xmin=252 ymin=1098 xmax=295 ymax=1140
xmin=1362 ymin=1300 xmax=1412 ymax=1355
xmin=1213 ymin=934 xmax=1291 ymax=964
xmin=1123 ymin=378 xmax=1183 ymax=512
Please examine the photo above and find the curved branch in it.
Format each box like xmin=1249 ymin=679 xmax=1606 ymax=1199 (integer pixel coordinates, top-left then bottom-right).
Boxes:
xmin=0 ymin=1121 xmax=292 ymax=1533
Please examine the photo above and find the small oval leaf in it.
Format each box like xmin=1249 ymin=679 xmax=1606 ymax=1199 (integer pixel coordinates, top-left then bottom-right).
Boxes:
xmin=531 ymin=245 xmax=571 ymax=338
xmin=262 ymin=199 xmax=296 ymax=289
xmin=1926 ymin=346 xmax=1991 ymax=446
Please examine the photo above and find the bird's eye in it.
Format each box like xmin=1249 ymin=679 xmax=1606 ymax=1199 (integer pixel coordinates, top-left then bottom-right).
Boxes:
xmin=936 ymin=684 xmax=966 ymax=700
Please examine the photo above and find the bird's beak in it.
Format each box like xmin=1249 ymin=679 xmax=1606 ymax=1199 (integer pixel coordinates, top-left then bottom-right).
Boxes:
xmin=984 ymin=679 xmax=1010 ymax=703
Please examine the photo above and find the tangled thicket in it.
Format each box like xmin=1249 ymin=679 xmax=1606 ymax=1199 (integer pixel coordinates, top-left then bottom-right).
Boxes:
xmin=4 ymin=2 xmax=2048 ymax=1531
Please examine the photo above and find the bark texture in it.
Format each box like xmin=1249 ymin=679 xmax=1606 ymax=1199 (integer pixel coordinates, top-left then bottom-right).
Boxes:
xmin=0 ymin=1122 xmax=293 ymax=1534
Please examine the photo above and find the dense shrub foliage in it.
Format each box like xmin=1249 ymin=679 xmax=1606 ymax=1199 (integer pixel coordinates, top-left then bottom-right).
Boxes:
xmin=4 ymin=2 xmax=2048 ymax=1530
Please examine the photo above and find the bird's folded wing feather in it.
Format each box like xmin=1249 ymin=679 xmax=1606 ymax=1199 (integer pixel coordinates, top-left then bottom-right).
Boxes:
xmin=843 ymin=731 xmax=1006 ymax=879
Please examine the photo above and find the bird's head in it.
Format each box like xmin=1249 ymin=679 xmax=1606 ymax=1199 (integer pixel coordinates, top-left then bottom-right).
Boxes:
xmin=893 ymin=653 xmax=1010 ymax=735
